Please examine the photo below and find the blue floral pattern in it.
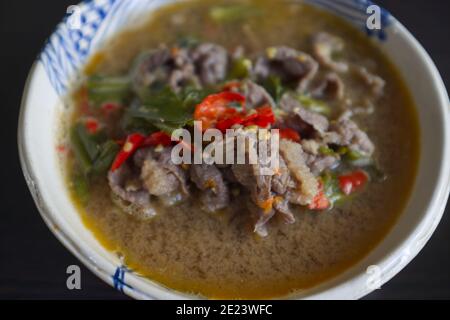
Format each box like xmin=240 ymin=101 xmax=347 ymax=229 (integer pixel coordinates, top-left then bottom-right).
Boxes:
xmin=112 ymin=266 xmax=134 ymax=293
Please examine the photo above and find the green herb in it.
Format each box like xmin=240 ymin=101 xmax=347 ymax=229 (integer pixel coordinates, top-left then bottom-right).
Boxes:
xmin=296 ymin=95 xmax=331 ymax=116
xmin=321 ymin=171 xmax=345 ymax=206
xmin=319 ymin=145 xmax=336 ymax=156
xmin=87 ymin=75 xmax=131 ymax=106
xmin=179 ymin=86 xmax=214 ymax=109
xmin=263 ymin=76 xmax=285 ymax=103
xmin=336 ymin=146 xmax=349 ymax=155
xmin=138 ymin=88 xmax=193 ymax=123
xmin=346 ymin=149 xmax=364 ymax=161
xmin=209 ymin=4 xmax=261 ymax=23
xmin=229 ymin=58 xmax=252 ymax=79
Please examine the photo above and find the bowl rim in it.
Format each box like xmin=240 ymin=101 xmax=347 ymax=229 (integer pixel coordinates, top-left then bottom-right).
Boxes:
xmin=18 ymin=2 xmax=450 ymax=300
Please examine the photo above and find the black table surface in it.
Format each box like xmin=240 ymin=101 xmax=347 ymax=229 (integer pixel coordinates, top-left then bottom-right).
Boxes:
xmin=1 ymin=0 xmax=449 ymax=300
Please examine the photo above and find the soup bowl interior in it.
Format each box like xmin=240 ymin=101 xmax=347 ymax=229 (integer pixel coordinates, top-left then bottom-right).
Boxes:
xmin=19 ymin=0 xmax=450 ymax=299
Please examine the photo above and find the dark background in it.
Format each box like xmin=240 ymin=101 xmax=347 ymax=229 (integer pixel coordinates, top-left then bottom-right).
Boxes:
xmin=0 ymin=0 xmax=449 ymax=300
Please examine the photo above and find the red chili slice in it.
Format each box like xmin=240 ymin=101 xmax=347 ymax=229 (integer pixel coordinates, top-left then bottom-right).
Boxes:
xmin=194 ymin=92 xmax=246 ymax=130
xmin=101 ymin=102 xmax=121 ymax=116
xmin=338 ymin=170 xmax=369 ymax=195
xmin=110 ymin=133 xmax=145 ymax=172
xmin=142 ymin=131 xmax=172 ymax=147
xmin=85 ymin=118 xmax=100 ymax=134
xmin=279 ymin=128 xmax=301 ymax=142
xmin=309 ymin=180 xmax=330 ymax=210
xmin=216 ymin=116 xmax=244 ymax=133
xmin=242 ymin=106 xmax=276 ymax=128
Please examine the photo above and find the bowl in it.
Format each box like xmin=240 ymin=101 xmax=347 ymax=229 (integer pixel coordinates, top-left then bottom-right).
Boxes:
xmin=18 ymin=0 xmax=450 ymax=299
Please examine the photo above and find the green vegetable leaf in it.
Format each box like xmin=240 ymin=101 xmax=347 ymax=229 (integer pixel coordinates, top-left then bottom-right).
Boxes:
xmin=138 ymin=88 xmax=192 ymax=123
xmin=87 ymin=75 xmax=131 ymax=106
xmin=91 ymin=140 xmax=120 ymax=175
xmin=124 ymin=87 xmax=209 ymax=134
xmin=70 ymin=122 xmax=114 ymax=176
xmin=70 ymin=123 xmax=101 ymax=175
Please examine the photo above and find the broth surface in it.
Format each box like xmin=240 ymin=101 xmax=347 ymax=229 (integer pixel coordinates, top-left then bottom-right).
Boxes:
xmin=65 ymin=0 xmax=420 ymax=299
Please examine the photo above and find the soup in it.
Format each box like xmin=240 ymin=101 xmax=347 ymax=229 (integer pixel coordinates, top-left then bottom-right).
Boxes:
xmin=61 ymin=0 xmax=420 ymax=299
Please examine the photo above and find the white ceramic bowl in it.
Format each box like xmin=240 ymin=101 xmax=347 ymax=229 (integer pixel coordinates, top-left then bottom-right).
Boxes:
xmin=18 ymin=0 xmax=450 ymax=299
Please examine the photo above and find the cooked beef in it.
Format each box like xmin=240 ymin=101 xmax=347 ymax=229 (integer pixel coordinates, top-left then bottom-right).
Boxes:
xmin=354 ymin=66 xmax=385 ymax=97
xmin=279 ymin=140 xmax=319 ymax=206
xmin=225 ymin=80 xmax=275 ymax=109
xmin=221 ymin=166 xmax=238 ymax=183
xmin=313 ymin=32 xmax=349 ymax=73
xmin=300 ymin=139 xmax=320 ymax=155
xmin=131 ymin=47 xmax=199 ymax=93
xmin=108 ymin=164 xmax=156 ymax=219
xmin=305 ymin=154 xmax=339 ymax=175
xmin=323 ymin=114 xmax=375 ymax=157
xmin=246 ymin=202 xmax=275 ymax=238
xmin=279 ymin=93 xmax=329 ymax=134
xmin=253 ymin=46 xmax=319 ymax=92
xmin=131 ymin=47 xmax=170 ymax=90
xmin=190 ymin=164 xmax=230 ymax=212
xmin=141 ymin=148 xmax=189 ymax=196
xmin=312 ymin=72 xmax=345 ymax=100
xmin=190 ymin=43 xmax=228 ymax=85
xmin=299 ymin=139 xmax=339 ymax=174
xmin=271 ymin=156 xmax=294 ymax=195
xmin=242 ymin=80 xmax=276 ymax=109
xmin=232 ymin=163 xmax=272 ymax=206
xmin=133 ymin=148 xmax=150 ymax=168
xmin=141 ymin=158 xmax=180 ymax=196
xmin=273 ymin=197 xmax=295 ymax=224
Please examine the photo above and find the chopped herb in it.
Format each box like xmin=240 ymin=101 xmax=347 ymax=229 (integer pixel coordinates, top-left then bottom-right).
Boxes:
xmin=209 ymin=5 xmax=261 ymax=23
xmin=319 ymin=145 xmax=336 ymax=156
xmin=321 ymin=171 xmax=346 ymax=206
xmin=296 ymin=95 xmax=331 ymax=116
xmin=91 ymin=140 xmax=120 ymax=175
xmin=345 ymin=149 xmax=364 ymax=161
xmin=229 ymin=58 xmax=252 ymax=79
xmin=263 ymin=76 xmax=285 ymax=102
